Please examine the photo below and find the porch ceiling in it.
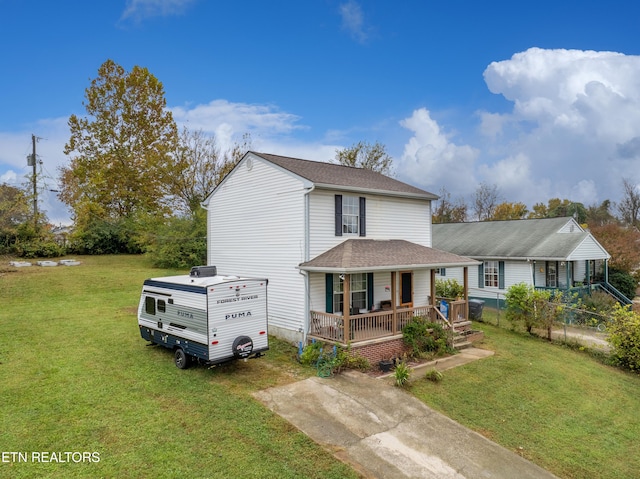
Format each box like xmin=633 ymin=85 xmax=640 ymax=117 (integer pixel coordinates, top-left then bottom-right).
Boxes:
xmin=298 ymin=239 xmax=479 ymax=273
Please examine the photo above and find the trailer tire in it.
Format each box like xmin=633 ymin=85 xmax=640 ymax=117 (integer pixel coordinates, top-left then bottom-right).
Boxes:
xmin=174 ymin=348 xmax=190 ymax=369
xmin=232 ymin=336 xmax=254 ymax=359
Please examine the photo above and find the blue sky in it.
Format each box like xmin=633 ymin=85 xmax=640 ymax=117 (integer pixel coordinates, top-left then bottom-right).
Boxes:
xmin=2 ymin=0 xmax=640 ymax=223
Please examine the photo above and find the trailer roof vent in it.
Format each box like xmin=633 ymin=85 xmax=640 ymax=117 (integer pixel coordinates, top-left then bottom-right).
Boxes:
xmin=189 ymin=265 xmax=218 ymax=278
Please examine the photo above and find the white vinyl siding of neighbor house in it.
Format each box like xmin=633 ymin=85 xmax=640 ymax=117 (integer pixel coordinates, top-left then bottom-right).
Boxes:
xmin=446 ymin=261 xmax=530 ymax=300
xmin=307 ymin=189 xmax=432 ymax=257
xmin=567 ymin=236 xmax=610 ymax=261
xmin=207 ymin=157 xmax=307 ymax=338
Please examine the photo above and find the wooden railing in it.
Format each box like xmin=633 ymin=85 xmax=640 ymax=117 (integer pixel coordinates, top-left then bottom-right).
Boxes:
xmin=309 ymin=303 xmax=460 ymax=344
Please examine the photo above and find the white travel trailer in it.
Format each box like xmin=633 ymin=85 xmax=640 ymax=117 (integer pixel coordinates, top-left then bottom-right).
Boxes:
xmin=137 ymin=266 xmax=269 ymax=369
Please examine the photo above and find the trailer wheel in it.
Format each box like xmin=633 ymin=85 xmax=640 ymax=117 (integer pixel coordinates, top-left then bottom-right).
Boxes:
xmin=174 ymin=348 xmax=190 ymax=369
xmin=232 ymin=336 xmax=254 ymax=359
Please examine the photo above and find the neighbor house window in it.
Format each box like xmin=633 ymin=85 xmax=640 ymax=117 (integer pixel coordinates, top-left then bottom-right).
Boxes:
xmin=546 ymin=261 xmax=557 ymax=288
xmin=484 ymin=261 xmax=499 ymax=288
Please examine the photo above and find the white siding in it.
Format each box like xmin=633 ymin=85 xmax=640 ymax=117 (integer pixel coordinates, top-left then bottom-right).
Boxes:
xmin=207 ymin=156 xmax=307 ymax=337
xmin=308 ymin=189 xmax=432 ymax=257
xmin=567 ymin=236 xmax=610 ymax=261
xmin=505 ymin=261 xmax=532 ymax=287
xmin=558 ymin=218 xmax=583 ymax=233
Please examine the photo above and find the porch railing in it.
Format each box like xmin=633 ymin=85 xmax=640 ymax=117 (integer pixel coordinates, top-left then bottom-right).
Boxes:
xmin=309 ymin=303 xmax=462 ymax=344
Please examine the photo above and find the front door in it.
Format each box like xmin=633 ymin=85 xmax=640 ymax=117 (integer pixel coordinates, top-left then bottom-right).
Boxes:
xmin=400 ymin=271 xmax=413 ymax=307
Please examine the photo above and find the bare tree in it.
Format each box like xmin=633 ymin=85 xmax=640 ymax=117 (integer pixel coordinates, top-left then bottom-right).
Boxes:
xmin=171 ymin=128 xmax=223 ymax=216
xmin=433 ymin=186 xmax=467 ymax=223
xmin=617 ymin=178 xmax=640 ymax=227
xmin=473 ymin=182 xmax=501 ymax=221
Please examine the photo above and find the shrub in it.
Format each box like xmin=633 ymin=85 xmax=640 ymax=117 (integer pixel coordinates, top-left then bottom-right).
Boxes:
xmin=607 ymin=304 xmax=640 ymax=372
xmin=436 ymin=278 xmax=464 ymax=299
xmin=402 ymin=316 xmax=452 ymax=358
xmin=578 ymin=291 xmax=616 ymax=328
xmin=393 ymin=360 xmax=411 ymax=387
xmin=424 ymin=368 xmax=443 ymax=382
xmin=145 ymin=214 xmax=207 ymax=269
xmin=13 ymin=240 xmax=65 ymax=258
xmin=299 ymin=341 xmax=324 ymax=366
xmin=608 ymin=269 xmax=638 ymax=301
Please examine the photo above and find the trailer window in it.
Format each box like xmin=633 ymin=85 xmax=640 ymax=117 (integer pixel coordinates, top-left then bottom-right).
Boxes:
xmin=145 ymin=296 xmax=156 ymax=315
xmin=158 ymin=300 xmax=166 ymax=313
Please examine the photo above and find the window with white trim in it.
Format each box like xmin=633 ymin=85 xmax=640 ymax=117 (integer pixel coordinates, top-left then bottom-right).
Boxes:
xmin=333 ymin=273 xmax=368 ymax=314
xmin=342 ymin=195 xmax=359 ymax=234
xmin=484 ymin=261 xmax=499 ymax=287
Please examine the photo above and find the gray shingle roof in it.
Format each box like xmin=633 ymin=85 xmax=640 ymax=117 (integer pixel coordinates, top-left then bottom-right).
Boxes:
xmin=298 ymin=239 xmax=479 ymax=272
xmin=432 ymin=217 xmax=596 ymax=260
xmin=252 ymin=152 xmax=438 ymax=199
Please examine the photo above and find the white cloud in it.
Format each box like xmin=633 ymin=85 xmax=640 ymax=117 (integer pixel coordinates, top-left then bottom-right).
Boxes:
xmin=171 ymin=99 xmax=305 ymax=153
xmin=397 ymin=108 xmax=479 ymax=196
xmin=339 ymin=1 xmax=368 ymax=43
xmin=479 ymin=47 xmax=640 ymax=206
xmin=1 ymin=170 xmax=17 ymax=184
xmin=120 ymin=0 xmax=196 ymax=23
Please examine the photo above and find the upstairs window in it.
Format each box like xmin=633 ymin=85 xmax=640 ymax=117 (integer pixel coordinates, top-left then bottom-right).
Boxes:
xmin=335 ymin=195 xmax=366 ymax=237
xmin=342 ymin=195 xmax=359 ymax=234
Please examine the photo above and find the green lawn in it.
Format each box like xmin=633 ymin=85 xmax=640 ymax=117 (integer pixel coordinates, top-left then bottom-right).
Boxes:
xmin=3 ymin=256 xmax=639 ymax=479
xmin=410 ymin=317 xmax=640 ymax=479
xmin=0 ymin=255 xmax=358 ymax=479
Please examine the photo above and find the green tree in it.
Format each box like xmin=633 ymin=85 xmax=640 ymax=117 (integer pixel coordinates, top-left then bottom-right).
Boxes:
xmin=585 ymin=200 xmax=616 ymax=227
xmin=60 ymin=59 xmax=178 ymax=230
xmin=505 ymin=282 xmax=564 ymax=338
xmin=0 ymin=183 xmax=31 ymax=250
xmin=335 ymin=140 xmax=394 ymax=176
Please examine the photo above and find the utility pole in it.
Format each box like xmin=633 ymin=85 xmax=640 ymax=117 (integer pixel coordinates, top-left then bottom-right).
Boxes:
xmin=27 ymin=134 xmax=38 ymax=229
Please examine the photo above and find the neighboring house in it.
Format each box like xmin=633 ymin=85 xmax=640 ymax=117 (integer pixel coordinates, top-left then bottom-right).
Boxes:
xmin=203 ymin=152 xmax=478 ymax=360
xmin=432 ymin=217 xmax=620 ymax=307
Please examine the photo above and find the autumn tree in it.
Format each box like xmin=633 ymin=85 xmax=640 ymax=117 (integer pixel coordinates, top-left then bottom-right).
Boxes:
xmin=617 ymin=178 xmax=640 ymax=227
xmin=490 ymin=202 xmax=528 ymax=221
xmin=528 ymin=202 xmax=548 ymax=219
xmin=60 ymin=59 xmax=178 ymax=231
xmin=432 ymin=187 xmax=467 ymax=223
xmin=473 ymin=182 xmax=501 ymax=221
xmin=589 ymin=223 xmax=640 ymax=274
xmin=0 ymin=183 xmax=31 ymax=250
xmin=335 ymin=140 xmax=394 ymax=176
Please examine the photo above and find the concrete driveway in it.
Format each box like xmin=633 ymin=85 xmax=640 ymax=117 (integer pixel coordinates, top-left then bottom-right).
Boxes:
xmin=254 ymin=349 xmax=558 ymax=479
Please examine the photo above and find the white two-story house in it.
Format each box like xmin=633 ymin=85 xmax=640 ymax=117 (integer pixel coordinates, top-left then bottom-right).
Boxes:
xmin=203 ymin=152 xmax=478 ymax=360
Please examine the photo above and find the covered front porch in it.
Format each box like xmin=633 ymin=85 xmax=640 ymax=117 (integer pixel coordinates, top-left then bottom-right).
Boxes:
xmin=309 ymin=298 xmax=470 ymax=344
xmin=299 ymin=239 xmax=479 ymax=347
